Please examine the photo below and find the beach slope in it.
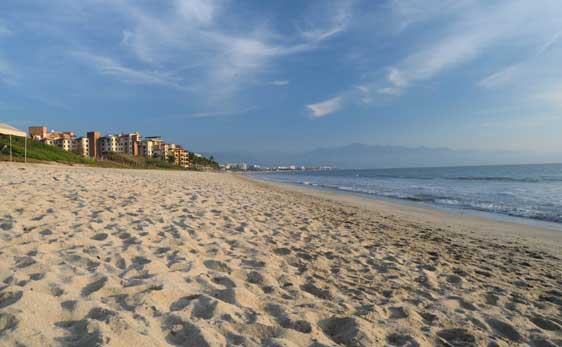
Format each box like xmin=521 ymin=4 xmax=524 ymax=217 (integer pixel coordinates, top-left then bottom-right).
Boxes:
xmin=0 ymin=163 xmax=560 ymax=346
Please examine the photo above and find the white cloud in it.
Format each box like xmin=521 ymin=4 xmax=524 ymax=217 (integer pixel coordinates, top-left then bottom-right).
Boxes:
xmin=72 ymin=51 xmax=191 ymax=91
xmin=307 ymin=96 xmax=343 ymax=117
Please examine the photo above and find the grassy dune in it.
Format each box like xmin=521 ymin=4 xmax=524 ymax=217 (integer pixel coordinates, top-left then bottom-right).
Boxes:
xmin=0 ymin=135 xmax=203 ymax=170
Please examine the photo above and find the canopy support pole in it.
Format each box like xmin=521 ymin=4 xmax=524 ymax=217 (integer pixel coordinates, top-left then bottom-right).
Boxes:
xmin=9 ymin=134 xmax=12 ymax=162
xmin=24 ymin=136 xmax=27 ymax=163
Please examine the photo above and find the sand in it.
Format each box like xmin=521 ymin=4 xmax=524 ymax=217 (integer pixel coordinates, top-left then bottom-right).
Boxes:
xmin=0 ymin=162 xmax=561 ymax=347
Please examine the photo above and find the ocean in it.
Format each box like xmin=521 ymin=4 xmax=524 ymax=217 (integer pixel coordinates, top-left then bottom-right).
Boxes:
xmin=249 ymin=163 xmax=562 ymax=229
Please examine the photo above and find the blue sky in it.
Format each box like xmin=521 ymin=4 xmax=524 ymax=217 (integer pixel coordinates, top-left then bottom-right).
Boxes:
xmin=1 ymin=0 xmax=562 ymax=154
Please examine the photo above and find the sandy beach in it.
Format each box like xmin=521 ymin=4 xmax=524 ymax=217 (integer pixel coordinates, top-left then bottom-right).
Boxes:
xmin=1 ymin=163 xmax=561 ymax=347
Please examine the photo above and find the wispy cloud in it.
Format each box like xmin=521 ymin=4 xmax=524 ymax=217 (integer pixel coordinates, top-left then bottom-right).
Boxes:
xmin=268 ymin=80 xmax=289 ymax=86
xmin=479 ymin=64 xmax=521 ymax=89
xmin=307 ymin=96 xmax=344 ymax=118
xmin=0 ymin=23 xmax=12 ymax=36
xmin=364 ymin=0 xmax=562 ymax=95
xmin=480 ymin=29 xmax=562 ymax=90
xmin=0 ymin=22 xmax=14 ymax=84
xmin=534 ymin=82 xmax=562 ymax=108
xmin=111 ymin=0 xmax=344 ymax=99
xmin=383 ymin=28 xmax=499 ymax=93
xmin=72 ymin=51 xmax=191 ymax=91
xmin=0 ymin=57 xmax=15 ymax=85
xmin=387 ymin=0 xmax=472 ymax=32
xmin=164 ymin=106 xmax=257 ymax=119
xmin=296 ymin=1 xmax=352 ymax=42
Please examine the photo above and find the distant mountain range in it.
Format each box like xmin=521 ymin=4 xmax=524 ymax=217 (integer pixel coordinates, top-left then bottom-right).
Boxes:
xmin=205 ymin=143 xmax=562 ymax=169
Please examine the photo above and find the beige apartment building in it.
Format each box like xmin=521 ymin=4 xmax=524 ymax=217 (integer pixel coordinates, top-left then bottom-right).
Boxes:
xmin=140 ymin=140 xmax=154 ymax=158
xmin=153 ymin=142 xmax=176 ymax=161
xmin=118 ymin=132 xmax=140 ymax=155
xmin=173 ymin=146 xmax=190 ymax=168
xmin=140 ymin=137 xmax=166 ymax=158
xmin=72 ymin=137 xmax=89 ymax=157
xmin=99 ymin=135 xmax=118 ymax=154
xmin=52 ymin=136 xmax=74 ymax=152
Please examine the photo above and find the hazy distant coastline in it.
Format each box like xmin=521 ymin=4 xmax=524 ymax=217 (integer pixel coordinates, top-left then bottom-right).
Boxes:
xmin=207 ymin=143 xmax=562 ymax=169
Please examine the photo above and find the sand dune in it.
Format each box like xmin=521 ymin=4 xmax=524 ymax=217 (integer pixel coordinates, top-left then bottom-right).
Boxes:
xmin=0 ymin=163 xmax=561 ymax=346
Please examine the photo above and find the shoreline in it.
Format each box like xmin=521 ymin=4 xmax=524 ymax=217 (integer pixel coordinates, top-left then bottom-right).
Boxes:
xmin=243 ymin=167 xmax=562 ymax=232
xmin=239 ymin=173 xmax=562 ymax=257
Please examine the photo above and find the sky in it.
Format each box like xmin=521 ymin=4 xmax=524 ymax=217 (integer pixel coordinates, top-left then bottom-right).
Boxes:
xmin=1 ymin=0 xmax=562 ymax=154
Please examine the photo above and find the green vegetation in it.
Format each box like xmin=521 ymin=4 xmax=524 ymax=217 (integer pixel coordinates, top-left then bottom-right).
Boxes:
xmin=189 ymin=152 xmax=220 ymax=170
xmin=0 ymin=135 xmax=219 ymax=170
xmin=103 ymin=152 xmax=186 ymax=170
xmin=0 ymin=134 xmax=95 ymax=165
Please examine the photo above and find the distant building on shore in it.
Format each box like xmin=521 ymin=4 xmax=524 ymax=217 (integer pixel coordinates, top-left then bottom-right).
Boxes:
xmin=28 ymin=126 xmax=48 ymax=140
xmin=225 ymin=163 xmax=248 ymax=171
xmin=73 ymin=137 xmax=89 ymax=157
xmin=87 ymin=131 xmax=101 ymax=158
xmin=99 ymin=134 xmax=118 ymax=155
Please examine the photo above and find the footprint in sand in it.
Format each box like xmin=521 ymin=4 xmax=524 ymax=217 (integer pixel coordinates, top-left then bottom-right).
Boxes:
xmin=55 ymin=319 xmax=103 ymax=347
xmin=15 ymin=256 xmax=36 ymax=268
xmin=87 ymin=307 xmax=117 ymax=323
xmin=61 ymin=300 xmax=78 ymax=312
xmin=0 ymin=313 xmax=18 ymax=337
xmin=265 ymin=303 xmax=312 ymax=334
xmin=486 ymin=318 xmax=522 ymax=343
xmin=91 ymin=233 xmax=108 ymax=241
xmin=0 ymin=290 xmax=23 ymax=308
xmin=319 ymin=317 xmax=372 ymax=347
xmin=161 ymin=315 xmax=210 ymax=347
xmin=436 ymin=328 xmax=476 ymax=347
xmin=81 ymin=276 xmax=107 ymax=296
xmin=386 ymin=333 xmax=420 ymax=347
xmin=203 ymin=260 xmax=231 ymax=273
xmin=191 ymin=296 xmax=218 ymax=319
xmin=170 ymin=294 xmax=201 ymax=311
xmin=530 ymin=315 xmax=562 ymax=331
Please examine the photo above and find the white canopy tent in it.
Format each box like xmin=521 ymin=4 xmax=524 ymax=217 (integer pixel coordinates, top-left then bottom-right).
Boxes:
xmin=0 ymin=123 xmax=28 ymax=163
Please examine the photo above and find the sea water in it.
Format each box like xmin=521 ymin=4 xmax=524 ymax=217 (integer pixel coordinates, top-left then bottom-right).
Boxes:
xmin=250 ymin=163 xmax=562 ymax=229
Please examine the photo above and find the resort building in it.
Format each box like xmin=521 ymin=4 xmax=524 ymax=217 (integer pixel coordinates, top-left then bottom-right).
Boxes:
xmin=153 ymin=142 xmax=176 ymax=161
xmin=87 ymin=131 xmax=101 ymax=158
xmin=52 ymin=137 xmax=73 ymax=152
xmin=72 ymin=137 xmax=89 ymax=157
xmin=99 ymin=135 xmax=118 ymax=154
xmin=172 ymin=146 xmax=190 ymax=168
xmin=28 ymin=126 xmax=76 ymax=150
xmin=28 ymin=126 xmax=48 ymax=140
xmin=118 ymin=132 xmax=141 ymax=156
xmin=140 ymin=136 xmax=166 ymax=158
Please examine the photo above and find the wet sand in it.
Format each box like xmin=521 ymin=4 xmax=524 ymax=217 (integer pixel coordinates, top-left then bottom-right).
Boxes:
xmin=1 ymin=162 xmax=561 ymax=346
